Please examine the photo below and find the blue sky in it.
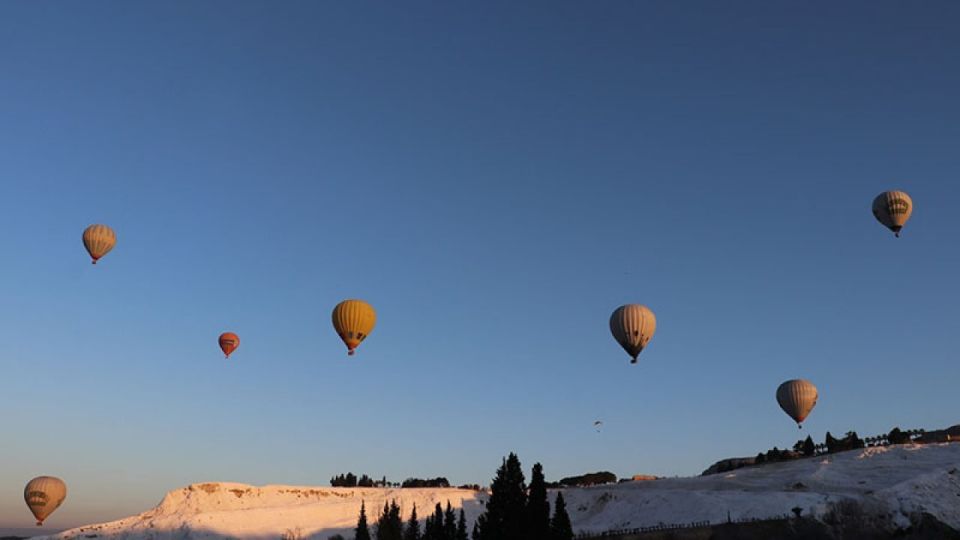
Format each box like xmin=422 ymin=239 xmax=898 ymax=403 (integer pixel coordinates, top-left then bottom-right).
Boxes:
xmin=2 ymin=0 xmax=960 ymax=531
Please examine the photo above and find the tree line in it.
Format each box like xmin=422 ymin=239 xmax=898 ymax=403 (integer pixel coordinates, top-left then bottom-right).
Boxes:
xmin=332 ymin=474 xmax=477 ymax=490
xmin=332 ymin=474 xmax=398 ymax=488
xmin=347 ymin=453 xmax=574 ymax=540
xmin=750 ymin=426 xmax=922 ymax=469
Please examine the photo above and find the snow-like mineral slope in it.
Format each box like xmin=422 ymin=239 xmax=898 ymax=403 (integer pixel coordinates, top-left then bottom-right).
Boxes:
xmin=37 ymin=443 xmax=960 ymax=539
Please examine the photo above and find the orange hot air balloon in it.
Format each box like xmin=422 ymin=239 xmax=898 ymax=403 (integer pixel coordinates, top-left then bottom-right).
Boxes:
xmin=332 ymin=299 xmax=376 ymax=356
xmin=218 ymin=332 xmax=240 ymax=358
xmin=82 ymin=224 xmax=116 ymax=264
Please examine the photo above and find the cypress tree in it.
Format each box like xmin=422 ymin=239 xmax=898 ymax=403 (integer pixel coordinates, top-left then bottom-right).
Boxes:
xmin=549 ymin=493 xmax=572 ymax=540
xmin=403 ymin=504 xmax=421 ymax=540
xmin=456 ymin=509 xmax=468 ymax=540
xmin=376 ymin=501 xmax=391 ymax=540
xmin=525 ymin=463 xmax=550 ymax=539
xmin=423 ymin=513 xmax=435 ymax=540
xmin=434 ymin=503 xmax=445 ymax=540
xmin=825 ymin=432 xmax=838 ymax=453
xmin=474 ymin=453 xmax=527 ymax=540
xmin=444 ymin=501 xmax=457 ymax=540
xmin=356 ymin=501 xmax=372 ymax=540
xmin=471 ymin=517 xmax=483 ymax=540
xmin=387 ymin=500 xmax=403 ymax=540
xmin=802 ymin=435 xmax=816 ymax=456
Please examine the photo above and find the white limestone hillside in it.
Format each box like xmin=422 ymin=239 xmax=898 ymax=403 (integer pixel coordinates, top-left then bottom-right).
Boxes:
xmin=35 ymin=443 xmax=960 ymax=539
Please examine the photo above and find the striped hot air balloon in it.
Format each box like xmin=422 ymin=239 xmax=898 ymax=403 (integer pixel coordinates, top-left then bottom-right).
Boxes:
xmin=872 ymin=190 xmax=913 ymax=237
xmin=332 ymin=299 xmax=376 ymax=356
xmin=24 ymin=476 xmax=67 ymax=526
xmin=776 ymin=379 xmax=818 ymax=428
xmin=218 ymin=332 xmax=240 ymax=359
xmin=82 ymin=224 xmax=116 ymax=264
xmin=609 ymin=304 xmax=656 ymax=364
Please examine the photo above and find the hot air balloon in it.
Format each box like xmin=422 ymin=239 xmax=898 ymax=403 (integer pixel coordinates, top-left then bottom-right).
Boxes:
xmin=82 ymin=224 xmax=116 ymax=264
xmin=776 ymin=379 xmax=818 ymax=428
xmin=24 ymin=476 xmax=67 ymax=526
xmin=218 ymin=332 xmax=240 ymax=358
xmin=872 ymin=191 xmax=913 ymax=237
xmin=332 ymin=299 xmax=376 ymax=356
xmin=610 ymin=304 xmax=656 ymax=363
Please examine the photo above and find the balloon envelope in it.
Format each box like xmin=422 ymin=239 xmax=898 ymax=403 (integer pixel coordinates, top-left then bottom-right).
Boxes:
xmin=218 ymin=332 xmax=240 ymax=358
xmin=24 ymin=476 xmax=67 ymax=526
xmin=82 ymin=224 xmax=116 ymax=264
xmin=872 ymin=191 xmax=913 ymax=237
xmin=332 ymin=299 xmax=376 ymax=355
xmin=610 ymin=304 xmax=656 ymax=363
xmin=776 ymin=379 xmax=818 ymax=427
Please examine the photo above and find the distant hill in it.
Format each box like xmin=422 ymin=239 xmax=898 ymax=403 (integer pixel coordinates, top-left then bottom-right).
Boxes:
xmin=31 ymin=443 xmax=960 ymax=540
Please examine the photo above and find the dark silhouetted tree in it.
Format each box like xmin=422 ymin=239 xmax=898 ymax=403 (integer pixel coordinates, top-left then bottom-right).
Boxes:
xmin=525 ymin=463 xmax=550 ymax=539
xmin=444 ymin=502 xmax=457 ymax=540
xmin=403 ymin=504 xmax=421 ymax=540
xmin=549 ymin=493 xmax=572 ymax=540
xmin=846 ymin=431 xmax=865 ymax=449
xmin=356 ymin=501 xmax=371 ymax=540
xmin=803 ymin=435 xmax=816 ymax=456
xmin=376 ymin=500 xmax=403 ymax=540
xmin=825 ymin=432 xmax=838 ymax=453
xmin=888 ymin=427 xmax=911 ymax=445
xmin=456 ymin=509 xmax=468 ymax=540
xmin=423 ymin=512 xmax=436 ymax=540
xmin=421 ymin=503 xmax=445 ymax=540
xmin=474 ymin=453 xmax=527 ymax=540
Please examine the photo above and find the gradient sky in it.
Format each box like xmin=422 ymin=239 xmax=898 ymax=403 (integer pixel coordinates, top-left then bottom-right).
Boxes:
xmin=2 ymin=0 xmax=960 ymax=532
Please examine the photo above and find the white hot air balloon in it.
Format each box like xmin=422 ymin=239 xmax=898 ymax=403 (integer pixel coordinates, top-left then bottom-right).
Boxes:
xmin=776 ymin=379 xmax=818 ymax=429
xmin=24 ymin=476 xmax=67 ymax=526
xmin=610 ymin=304 xmax=657 ymax=364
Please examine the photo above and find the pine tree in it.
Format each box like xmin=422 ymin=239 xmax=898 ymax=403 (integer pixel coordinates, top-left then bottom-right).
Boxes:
xmin=376 ymin=500 xmax=403 ymax=540
xmin=471 ymin=517 xmax=483 ymax=540
xmin=525 ymin=463 xmax=550 ymax=539
xmin=423 ymin=513 xmax=435 ymax=540
xmin=376 ymin=501 xmax=391 ymax=540
xmin=456 ymin=509 xmax=468 ymax=540
xmin=825 ymin=431 xmax=838 ymax=453
xmin=422 ymin=505 xmax=441 ymax=540
xmin=549 ymin=493 xmax=573 ymax=540
xmin=403 ymin=504 xmax=421 ymax=540
xmin=444 ymin=501 xmax=457 ymax=540
xmin=433 ymin=503 xmax=445 ymax=540
xmin=390 ymin=501 xmax=404 ymax=540
xmin=802 ymin=435 xmax=816 ymax=456
xmin=356 ymin=501 xmax=372 ymax=540
xmin=474 ymin=453 xmax=527 ymax=540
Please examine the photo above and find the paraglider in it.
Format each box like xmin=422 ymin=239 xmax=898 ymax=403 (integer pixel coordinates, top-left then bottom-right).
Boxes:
xmin=776 ymin=379 xmax=818 ymax=429
xmin=872 ymin=190 xmax=913 ymax=237
xmin=332 ymin=299 xmax=376 ymax=356
xmin=593 ymin=420 xmax=603 ymax=432
xmin=82 ymin=224 xmax=116 ymax=264
xmin=24 ymin=476 xmax=67 ymax=526
xmin=609 ymin=304 xmax=656 ymax=363
xmin=218 ymin=332 xmax=240 ymax=358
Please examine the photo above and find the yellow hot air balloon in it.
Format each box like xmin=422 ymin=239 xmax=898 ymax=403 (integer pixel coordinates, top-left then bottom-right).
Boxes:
xmin=24 ymin=476 xmax=67 ymax=526
xmin=332 ymin=299 xmax=376 ymax=356
xmin=872 ymin=190 xmax=913 ymax=237
xmin=82 ymin=224 xmax=116 ymax=264
xmin=776 ymin=379 xmax=818 ymax=429
xmin=609 ymin=304 xmax=656 ymax=364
